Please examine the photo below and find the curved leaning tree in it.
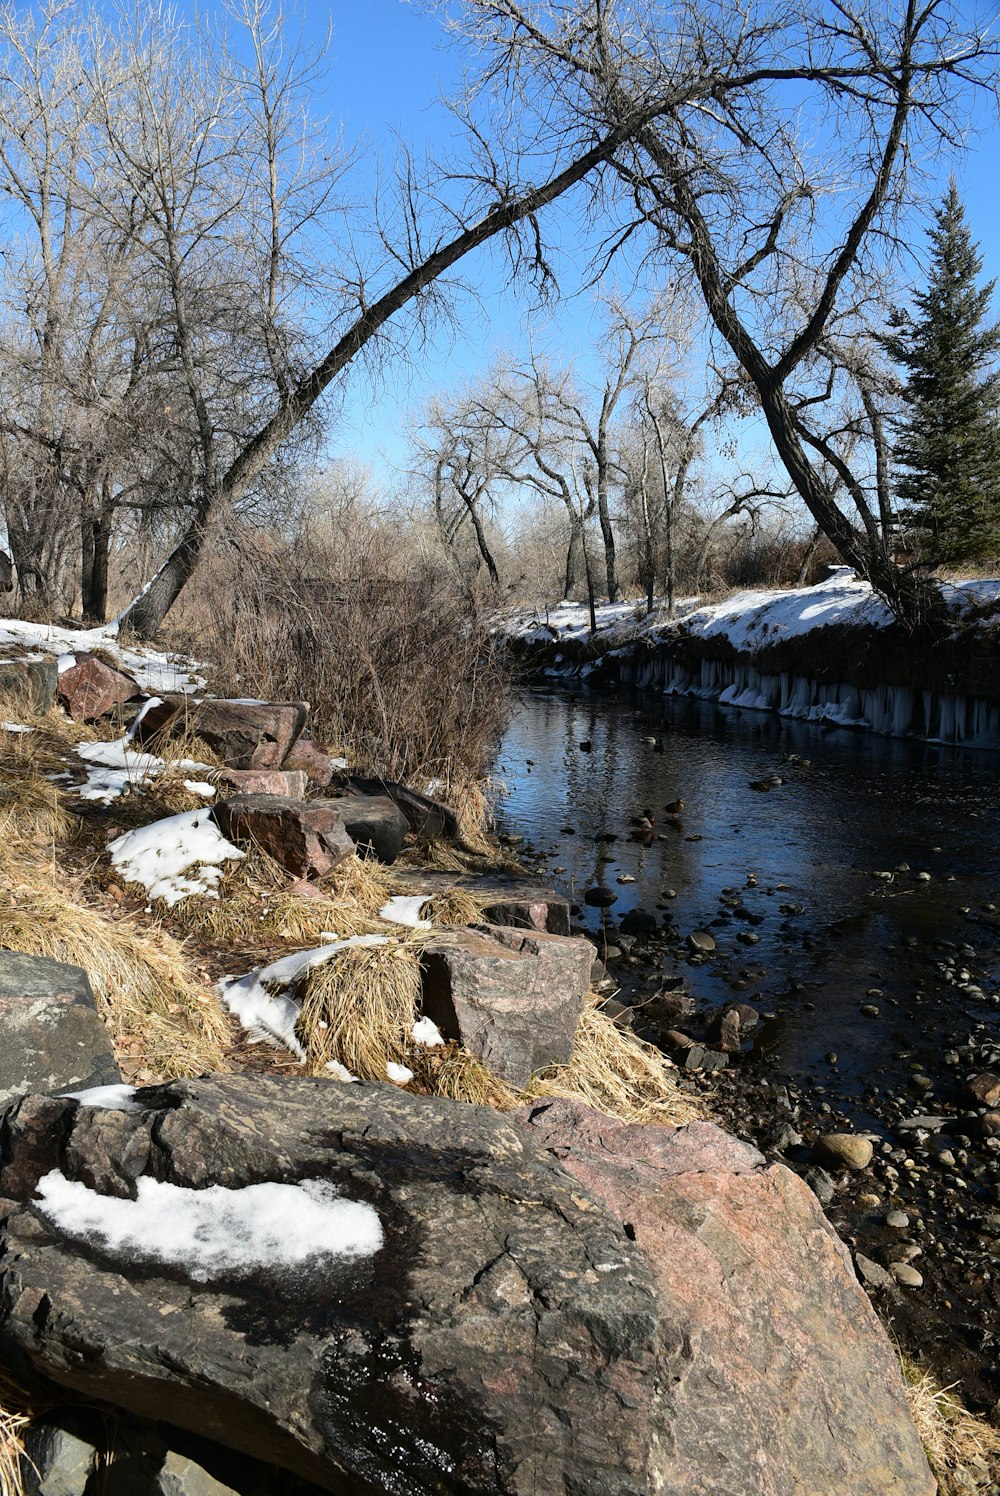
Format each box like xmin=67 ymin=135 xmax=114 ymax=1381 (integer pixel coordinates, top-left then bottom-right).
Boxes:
xmin=4 ymin=1 xmax=989 ymax=635
xmin=438 ymin=0 xmax=999 ymax=634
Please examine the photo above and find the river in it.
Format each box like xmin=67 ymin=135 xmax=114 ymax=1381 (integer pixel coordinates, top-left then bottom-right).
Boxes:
xmin=496 ymin=685 xmax=1000 ymax=1409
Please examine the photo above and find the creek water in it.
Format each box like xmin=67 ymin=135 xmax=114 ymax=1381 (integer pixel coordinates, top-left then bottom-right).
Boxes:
xmin=496 ymin=685 xmax=1000 ymax=1404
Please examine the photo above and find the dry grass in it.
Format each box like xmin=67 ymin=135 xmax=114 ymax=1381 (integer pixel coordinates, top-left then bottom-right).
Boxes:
xmin=529 ymin=996 xmax=703 ymax=1126
xmin=0 ymin=1408 xmax=29 ymax=1496
xmin=0 ymin=761 xmax=76 ymax=852
xmin=0 ymin=851 xmax=229 ymax=1082
xmin=901 ymin=1356 xmax=1000 ymax=1494
xmin=296 ymin=938 xmax=423 ymax=1079
xmin=421 ymin=888 xmax=489 ymax=927
xmin=163 ymin=849 xmax=388 ymax=945
xmin=408 ymin=1042 xmax=522 ymax=1109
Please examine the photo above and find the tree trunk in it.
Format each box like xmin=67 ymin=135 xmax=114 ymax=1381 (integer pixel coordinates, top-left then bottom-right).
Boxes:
xmin=596 ymin=456 xmax=619 ymax=603
xmin=564 ymin=514 xmax=585 ymax=599
xmin=795 ymin=525 xmax=822 ymax=586
xmin=82 ymin=510 xmax=111 ymax=623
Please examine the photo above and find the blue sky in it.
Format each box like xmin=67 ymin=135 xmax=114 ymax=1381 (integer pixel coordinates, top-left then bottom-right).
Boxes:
xmin=281 ymin=1 xmax=1000 ymax=492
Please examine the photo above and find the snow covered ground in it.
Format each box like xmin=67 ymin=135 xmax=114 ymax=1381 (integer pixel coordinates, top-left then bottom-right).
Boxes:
xmin=0 ymin=615 xmax=203 ymax=692
xmin=504 ymin=569 xmax=1000 ymax=656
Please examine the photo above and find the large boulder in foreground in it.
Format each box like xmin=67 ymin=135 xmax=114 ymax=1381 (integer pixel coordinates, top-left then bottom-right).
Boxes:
xmin=135 ymin=696 xmax=310 ymax=770
xmin=420 ymin=923 xmax=592 ymax=1086
xmin=517 ymin=1098 xmax=933 ymax=1496
xmin=0 ymin=951 xmax=120 ymax=1109
xmin=0 ymin=1077 xmax=932 ymax=1496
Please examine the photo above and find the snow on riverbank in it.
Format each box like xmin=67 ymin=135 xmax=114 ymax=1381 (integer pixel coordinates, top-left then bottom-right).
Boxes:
xmin=0 ymin=616 xmax=203 ymax=692
xmin=504 ymin=569 xmax=1000 ymax=657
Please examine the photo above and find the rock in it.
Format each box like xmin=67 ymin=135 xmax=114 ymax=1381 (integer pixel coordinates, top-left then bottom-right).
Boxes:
xmin=154 ymin=1450 xmax=242 ymax=1496
xmin=0 ymin=1079 xmax=934 ymax=1496
xmin=0 ymin=657 xmax=57 ymax=712
xmin=816 ymin=1133 xmax=874 ymax=1171
xmin=211 ymin=796 xmax=354 ymax=880
xmin=855 ymin=1254 xmax=895 ymax=1291
xmin=0 ymin=950 xmax=121 ymax=1109
xmin=343 ymin=775 xmax=461 ymax=842
xmin=281 ymin=737 xmax=339 ymax=786
xmin=518 ymin=1098 xmax=933 ymax=1496
xmin=805 ymin=1166 xmax=836 ymax=1206
xmin=708 ymin=1008 xmax=744 ymax=1053
xmin=618 ymin=908 xmax=657 ymax=937
xmin=134 ymin=696 xmax=310 ymax=770
xmin=56 ymin=654 xmax=140 ymax=722
xmin=967 ymin=1073 xmax=1000 ymax=1107
xmin=420 ymin=924 xmax=591 ymax=1086
xmin=22 ymin=1412 xmax=97 ymax=1495
xmin=645 ymin=986 xmax=695 ymax=1023
xmin=213 ymin=768 xmax=310 ymax=799
xmin=388 ymin=871 xmax=571 ymax=937
xmin=885 ymin=1210 xmax=910 ymax=1230
xmin=325 ymin=791 xmax=409 ymax=863
xmin=584 ymin=887 xmax=617 ymax=908
xmin=980 ymin=1112 xmax=1000 ymax=1138
xmin=890 ymin=1263 xmax=924 ymax=1288
xmin=687 ymin=930 xmax=715 ymax=954
xmin=897 ymin=1114 xmax=949 ymax=1132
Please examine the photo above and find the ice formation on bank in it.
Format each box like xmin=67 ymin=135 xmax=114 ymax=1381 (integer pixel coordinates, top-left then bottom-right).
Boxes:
xmin=506 ymin=571 xmax=1000 ymax=750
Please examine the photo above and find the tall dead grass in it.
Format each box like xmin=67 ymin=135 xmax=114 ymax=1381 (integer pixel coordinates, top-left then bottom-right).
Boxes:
xmin=297 ymin=939 xmax=424 ymax=1079
xmin=167 ymin=510 xmax=510 ymax=806
xmin=162 ymin=849 xmax=390 ymax=945
xmin=530 ymin=997 xmax=703 ymax=1125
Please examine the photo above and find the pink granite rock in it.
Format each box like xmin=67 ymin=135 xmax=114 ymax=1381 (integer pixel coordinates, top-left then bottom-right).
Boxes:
xmin=420 ymin=924 xmax=592 ymax=1086
xmin=517 ymin=1098 xmax=935 ymax=1496
xmin=135 ymin=696 xmax=309 ymax=770
xmin=211 ymin=795 xmax=354 ymax=879
xmin=57 ymin=655 xmax=139 ymax=721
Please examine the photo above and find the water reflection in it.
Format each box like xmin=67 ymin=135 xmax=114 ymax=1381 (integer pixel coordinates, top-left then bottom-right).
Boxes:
xmin=496 ymin=686 xmax=1000 ymax=1112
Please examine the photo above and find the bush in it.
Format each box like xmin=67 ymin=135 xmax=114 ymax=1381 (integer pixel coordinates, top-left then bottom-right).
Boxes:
xmin=171 ymin=506 xmax=510 ymax=794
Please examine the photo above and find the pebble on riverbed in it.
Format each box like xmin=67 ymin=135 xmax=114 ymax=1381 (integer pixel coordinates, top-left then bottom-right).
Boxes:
xmin=816 ymin=1134 xmax=874 ymax=1171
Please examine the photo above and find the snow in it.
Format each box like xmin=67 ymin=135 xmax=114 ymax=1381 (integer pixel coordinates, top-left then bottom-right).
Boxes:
xmin=74 ymin=736 xmax=214 ymax=803
xmin=386 ymin=1062 xmax=414 ymax=1085
xmin=0 ymin=617 xmax=203 ymax=693
xmin=34 ymin=1169 xmax=383 ymax=1279
xmin=59 ymin=1084 xmax=140 ymax=1111
xmin=411 ymin=1017 xmax=445 ymax=1047
xmin=379 ymin=894 xmax=432 ymax=928
xmin=219 ymin=934 xmax=390 ymax=1058
xmin=108 ymin=808 xmax=245 ymax=905
xmin=183 ymin=779 xmax=216 ymax=798
xmin=505 ymin=571 xmax=1000 ymax=661
xmin=678 ymin=569 xmax=892 ymax=650
xmin=1 ymin=721 xmax=32 ymax=733
xmin=325 ymin=1060 xmax=359 ymax=1082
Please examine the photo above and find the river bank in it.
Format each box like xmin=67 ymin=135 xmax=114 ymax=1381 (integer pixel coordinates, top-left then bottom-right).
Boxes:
xmin=502 ymin=570 xmax=1000 ymax=748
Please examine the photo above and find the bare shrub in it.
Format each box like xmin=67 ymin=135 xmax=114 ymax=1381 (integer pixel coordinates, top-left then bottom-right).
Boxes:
xmin=172 ymin=503 xmax=510 ymax=794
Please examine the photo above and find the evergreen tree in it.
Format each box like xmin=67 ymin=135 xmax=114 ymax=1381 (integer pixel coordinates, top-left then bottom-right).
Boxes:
xmin=883 ymin=182 xmax=1000 ymax=562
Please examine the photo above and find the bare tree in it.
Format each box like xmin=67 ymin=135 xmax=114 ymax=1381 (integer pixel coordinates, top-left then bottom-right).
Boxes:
xmin=449 ymin=0 xmax=999 ymax=632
